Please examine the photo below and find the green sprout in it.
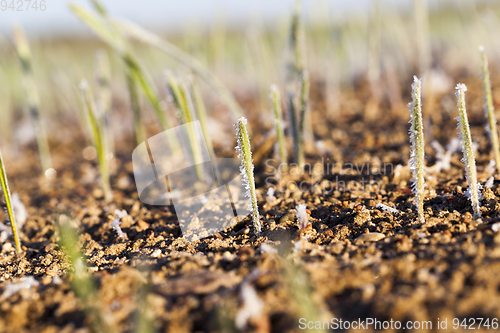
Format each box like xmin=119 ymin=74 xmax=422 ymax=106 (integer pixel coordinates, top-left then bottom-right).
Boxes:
xmin=287 ymin=92 xmax=300 ymax=165
xmin=408 ymin=76 xmax=425 ymax=223
xmin=70 ymin=4 xmax=176 ymax=135
xmin=270 ymin=85 xmax=288 ymax=172
xmin=479 ymin=46 xmax=500 ymax=172
xmin=191 ymin=78 xmax=217 ymax=175
xmin=79 ymin=80 xmax=112 ymax=203
xmin=110 ymin=17 xmax=244 ymax=120
xmin=13 ymin=24 xmax=52 ymax=173
xmin=455 ymin=83 xmax=482 ymax=219
xmin=286 ymin=0 xmax=304 ymax=86
xmin=235 ymin=118 xmax=261 ymax=235
xmin=284 ymin=0 xmax=310 ymax=167
xmin=94 ymin=50 xmax=114 ymax=155
xmin=80 ymin=0 xmax=244 ymax=120
xmin=297 ymin=70 xmax=310 ymax=169
xmin=165 ymin=71 xmax=204 ymax=179
xmin=126 ymin=66 xmax=146 ymax=146
xmin=57 ymin=215 xmax=111 ymax=333
xmin=0 ymin=149 xmax=21 ymax=254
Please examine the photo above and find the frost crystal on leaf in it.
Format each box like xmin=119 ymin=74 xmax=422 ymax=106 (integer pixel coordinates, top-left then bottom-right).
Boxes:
xmin=430 ymin=138 xmax=461 ymax=173
xmin=455 ymin=83 xmax=482 ymax=218
xmin=408 ymin=76 xmax=425 ymax=223
xmin=110 ymin=209 xmax=128 ymax=240
xmin=12 ymin=193 xmax=28 ymax=230
xmin=375 ymin=203 xmax=400 ymax=214
xmin=266 ymin=187 xmax=276 ymax=202
xmin=296 ymin=203 xmax=308 ymax=230
xmin=235 ymin=117 xmax=261 ymax=234
xmin=487 ymin=160 xmax=496 ymax=178
xmin=485 ymin=176 xmax=494 ymax=189
xmin=235 ymin=282 xmax=264 ymax=330
xmin=1 ymin=276 xmax=39 ymax=301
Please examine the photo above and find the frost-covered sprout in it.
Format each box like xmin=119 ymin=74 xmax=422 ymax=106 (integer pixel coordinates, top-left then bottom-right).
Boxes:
xmin=479 ymin=46 xmax=500 ymax=172
xmin=487 ymin=159 xmax=496 ymax=179
xmin=408 ymin=76 xmax=425 ymax=223
xmin=297 ymin=70 xmax=310 ymax=169
xmin=266 ymin=188 xmax=276 ymax=202
xmin=486 ymin=176 xmax=494 ymax=189
xmin=430 ymin=138 xmax=461 ymax=172
xmin=296 ymin=203 xmax=308 ymax=231
xmin=270 ymin=85 xmax=288 ymax=172
xmin=375 ymin=203 xmax=400 ymax=214
xmin=235 ymin=282 xmax=264 ymax=330
xmin=235 ymin=117 xmax=261 ymax=234
xmin=455 ymin=83 xmax=482 ymax=218
xmin=0 ymin=149 xmax=21 ymax=253
xmin=110 ymin=209 xmax=128 ymax=240
xmin=0 ymin=276 xmax=38 ymax=301
xmin=12 ymin=193 xmax=27 ymax=229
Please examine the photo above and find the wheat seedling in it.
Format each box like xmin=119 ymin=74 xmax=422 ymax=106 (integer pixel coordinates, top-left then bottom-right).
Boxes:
xmin=178 ymin=78 xmax=205 ymax=179
xmin=270 ymin=85 xmax=288 ymax=173
xmin=165 ymin=71 xmax=204 ymax=179
xmin=296 ymin=203 xmax=308 ymax=231
xmin=408 ymin=76 xmax=425 ymax=223
xmin=13 ymin=25 xmax=52 ymax=173
xmin=110 ymin=17 xmax=244 ymax=120
xmin=479 ymin=46 xmax=500 ymax=172
xmin=79 ymin=80 xmax=112 ymax=203
xmin=125 ymin=66 xmax=146 ymax=146
xmin=190 ymin=78 xmax=218 ymax=180
xmin=124 ymin=56 xmax=176 ymax=130
xmin=0 ymin=149 xmax=21 ymax=254
xmin=287 ymin=92 xmax=299 ymax=165
xmin=71 ymin=5 xmax=176 ymax=136
xmin=94 ymin=50 xmax=114 ymax=155
xmin=81 ymin=0 xmax=243 ymax=119
xmin=455 ymin=83 xmax=482 ymax=219
xmin=286 ymin=0 xmax=304 ymax=87
xmin=235 ymin=118 xmax=261 ymax=235
xmin=57 ymin=215 xmax=111 ymax=333
xmin=297 ymin=70 xmax=310 ymax=169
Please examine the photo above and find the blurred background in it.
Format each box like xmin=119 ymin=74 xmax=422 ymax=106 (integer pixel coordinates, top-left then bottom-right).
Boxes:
xmin=1 ymin=0 xmax=409 ymax=38
xmin=2 ymin=0 xmax=500 ymax=166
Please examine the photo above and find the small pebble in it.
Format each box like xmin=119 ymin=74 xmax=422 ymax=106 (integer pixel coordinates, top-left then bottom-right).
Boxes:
xmin=356 ymin=232 xmax=385 ymax=242
xmin=151 ymin=249 xmax=162 ymax=258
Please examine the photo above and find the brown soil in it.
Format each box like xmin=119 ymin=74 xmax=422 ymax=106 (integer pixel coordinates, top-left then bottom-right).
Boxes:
xmin=2 ymin=75 xmax=500 ymax=333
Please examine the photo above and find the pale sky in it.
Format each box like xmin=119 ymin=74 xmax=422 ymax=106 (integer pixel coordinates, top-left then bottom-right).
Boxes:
xmin=0 ymin=0 xmax=411 ymax=38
